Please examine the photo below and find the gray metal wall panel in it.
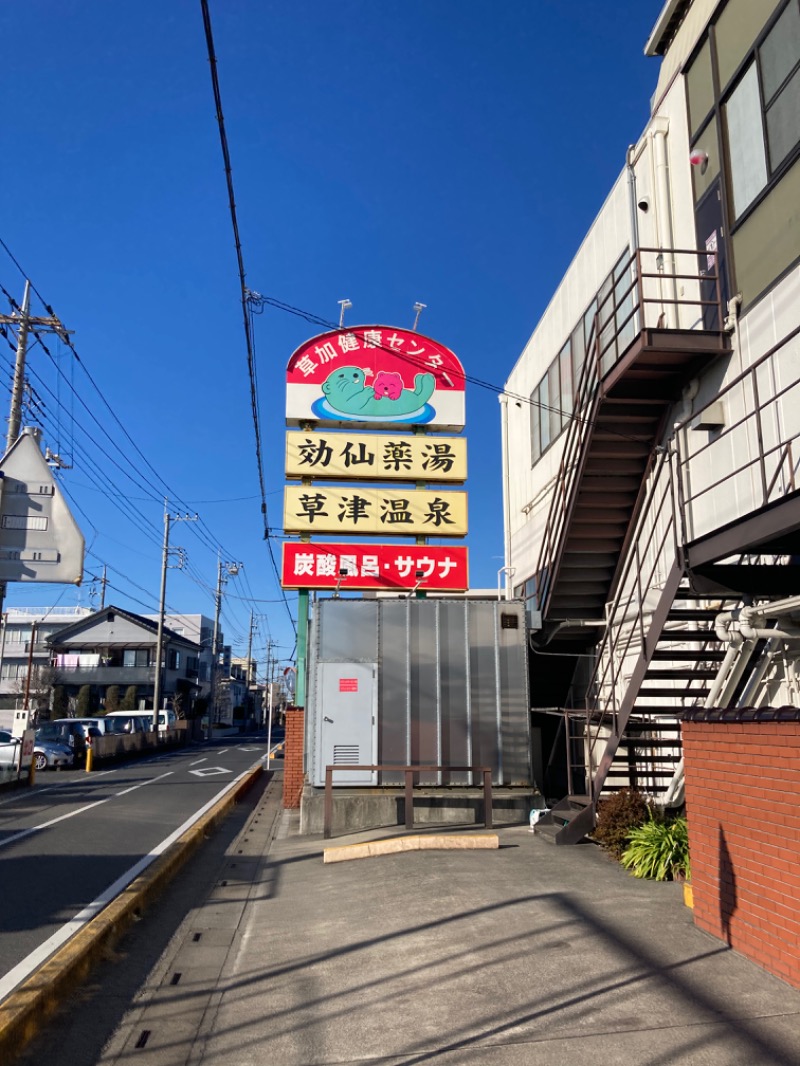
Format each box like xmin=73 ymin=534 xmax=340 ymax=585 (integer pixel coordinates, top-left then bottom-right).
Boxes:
xmin=377 ymin=600 xmax=408 ymax=783
xmin=437 ymin=600 xmax=471 ymax=784
xmin=409 ymin=603 xmax=439 ymax=785
xmin=468 ymin=602 xmax=501 ymax=782
xmin=497 ymin=603 xmax=532 ymax=784
xmin=318 ymin=601 xmax=378 ymax=661
xmin=309 ymin=596 xmax=531 ymax=789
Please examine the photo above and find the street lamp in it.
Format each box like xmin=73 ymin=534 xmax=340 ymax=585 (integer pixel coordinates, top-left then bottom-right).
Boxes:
xmin=333 ymin=567 xmax=348 ymax=598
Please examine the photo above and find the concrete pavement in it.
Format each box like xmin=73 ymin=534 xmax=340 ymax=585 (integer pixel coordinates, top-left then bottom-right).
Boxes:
xmin=87 ymin=770 xmax=800 ymax=1065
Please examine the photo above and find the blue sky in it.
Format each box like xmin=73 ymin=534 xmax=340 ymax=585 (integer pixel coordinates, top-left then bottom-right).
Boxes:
xmin=0 ymin=1 xmax=662 ymax=677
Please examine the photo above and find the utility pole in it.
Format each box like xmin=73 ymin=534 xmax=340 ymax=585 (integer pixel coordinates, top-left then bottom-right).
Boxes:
xmin=244 ymin=610 xmax=255 ymax=723
xmin=211 ymin=557 xmax=240 ymax=724
xmin=0 ymin=281 xmax=72 ymax=620
xmin=22 ymin=621 xmax=37 ymax=718
xmin=99 ymin=564 xmax=108 ymax=609
xmin=153 ymin=502 xmax=197 ymax=719
xmin=265 ymin=638 xmax=276 ymax=753
xmin=1 ymin=281 xmax=72 ymax=454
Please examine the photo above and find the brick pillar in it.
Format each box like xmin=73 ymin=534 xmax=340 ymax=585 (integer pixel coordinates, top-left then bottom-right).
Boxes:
xmin=683 ymin=708 xmax=800 ymax=990
xmin=282 ymin=706 xmax=305 ymax=809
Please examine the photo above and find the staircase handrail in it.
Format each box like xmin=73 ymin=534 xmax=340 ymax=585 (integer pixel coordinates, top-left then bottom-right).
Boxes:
xmin=582 ymin=445 xmax=679 ymax=787
xmin=533 ymin=311 xmax=603 ymax=617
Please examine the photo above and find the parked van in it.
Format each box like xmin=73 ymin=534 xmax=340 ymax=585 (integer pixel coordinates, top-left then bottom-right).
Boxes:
xmin=103 ymin=711 xmax=150 ymax=734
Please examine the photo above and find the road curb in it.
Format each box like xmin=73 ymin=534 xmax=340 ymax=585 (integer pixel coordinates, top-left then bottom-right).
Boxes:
xmin=323 ymin=832 xmax=499 ymax=863
xmin=0 ymin=762 xmax=264 ymax=1063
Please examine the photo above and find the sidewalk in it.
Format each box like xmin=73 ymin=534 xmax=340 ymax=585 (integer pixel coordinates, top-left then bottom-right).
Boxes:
xmin=96 ymin=774 xmax=800 ymax=1065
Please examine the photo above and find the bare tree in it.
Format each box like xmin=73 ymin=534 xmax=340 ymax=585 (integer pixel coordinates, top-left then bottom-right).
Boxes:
xmin=14 ymin=664 xmax=62 ymax=723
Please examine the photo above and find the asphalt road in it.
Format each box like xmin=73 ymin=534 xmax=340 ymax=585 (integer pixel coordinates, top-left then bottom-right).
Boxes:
xmin=0 ymin=733 xmax=272 ymax=995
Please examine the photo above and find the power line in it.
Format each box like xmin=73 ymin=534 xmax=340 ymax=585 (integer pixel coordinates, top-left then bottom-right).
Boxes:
xmin=199 ymin=0 xmax=295 ymax=638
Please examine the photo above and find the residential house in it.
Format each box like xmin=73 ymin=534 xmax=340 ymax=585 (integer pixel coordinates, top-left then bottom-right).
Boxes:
xmin=49 ymin=604 xmax=203 ymax=714
xmin=0 ymin=606 xmax=93 ymax=713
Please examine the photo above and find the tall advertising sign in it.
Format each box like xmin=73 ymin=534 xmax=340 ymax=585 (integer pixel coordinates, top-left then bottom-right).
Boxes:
xmin=285 ymin=326 xmax=465 ymax=431
xmin=282 ymin=325 xmax=468 ymax=599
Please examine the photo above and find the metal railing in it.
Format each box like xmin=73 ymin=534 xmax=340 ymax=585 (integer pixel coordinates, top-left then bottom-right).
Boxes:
xmin=675 ymin=323 xmax=800 ymax=543
xmin=532 ymin=247 xmax=725 ymax=618
xmin=324 ymin=764 xmax=493 ymax=839
xmin=578 ymin=447 xmax=680 ymax=797
xmin=572 ymin=323 xmax=800 ymax=801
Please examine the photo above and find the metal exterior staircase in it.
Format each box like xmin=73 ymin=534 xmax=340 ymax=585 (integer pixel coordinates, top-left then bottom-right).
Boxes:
xmin=533 ymin=248 xmax=729 ymax=628
xmin=528 ymin=249 xmax=732 ymax=844
xmin=540 ymin=448 xmax=731 ymax=844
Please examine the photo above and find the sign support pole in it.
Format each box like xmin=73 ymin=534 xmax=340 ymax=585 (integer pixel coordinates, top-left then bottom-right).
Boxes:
xmin=296 ymin=588 xmax=309 ymax=709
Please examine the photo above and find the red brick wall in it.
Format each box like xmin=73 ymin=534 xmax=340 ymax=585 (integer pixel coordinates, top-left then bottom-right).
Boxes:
xmin=683 ymin=715 xmax=800 ymax=990
xmin=282 ymin=706 xmax=305 ymax=809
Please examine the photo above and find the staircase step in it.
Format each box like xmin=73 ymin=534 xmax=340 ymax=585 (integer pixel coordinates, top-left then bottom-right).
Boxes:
xmin=667 ymin=608 xmax=720 ymax=621
xmin=638 ymin=686 xmax=710 ymax=697
xmin=650 ymin=649 xmax=726 ymax=661
xmin=537 ymin=794 xmax=594 ymax=845
xmin=657 ymin=629 xmax=718 ymax=642
xmin=645 ymin=668 xmax=719 ymax=680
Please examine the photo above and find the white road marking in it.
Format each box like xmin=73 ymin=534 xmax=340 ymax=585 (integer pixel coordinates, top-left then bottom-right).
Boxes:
xmin=115 ymin=772 xmax=173 ymax=797
xmin=0 ymin=764 xmax=258 ymax=1003
xmin=189 ymin=757 xmax=207 ymax=766
xmin=0 ymin=800 xmax=110 ymax=850
xmin=216 ymin=749 xmax=227 ymax=755
xmin=0 ymin=773 xmax=173 ymax=848
xmin=189 ymin=766 xmax=232 ymax=778
xmin=0 ymin=768 xmax=120 ymax=808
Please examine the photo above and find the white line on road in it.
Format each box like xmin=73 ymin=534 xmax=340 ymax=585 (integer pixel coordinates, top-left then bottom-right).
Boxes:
xmin=0 ymin=800 xmax=110 ymax=850
xmin=0 ymin=768 xmax=120 ymax=808
xmin=115 ymin=772 xmax=173 ymax=797
xmin=189 ymin=757 xmax=207 ymax=766
xmin=216 ymin=749 xmax=227 ymax=755
xmin=0 ymin=773 xmax=174 ymax=848
xmin=0 ymin=764 xmax=258 ymax=1004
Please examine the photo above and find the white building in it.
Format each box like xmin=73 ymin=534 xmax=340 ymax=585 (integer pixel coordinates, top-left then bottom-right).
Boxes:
xmin=502 ymin=0 xmax=800 ymax=840
xmin=0 ymin=606 xmax=93 ymax=708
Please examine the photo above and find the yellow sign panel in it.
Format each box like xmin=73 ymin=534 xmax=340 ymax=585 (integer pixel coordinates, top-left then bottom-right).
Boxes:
xmin=283 ymin=486 xmax=468 ymax=536
xmin=285 ymin=431 xmax=467 ymax=482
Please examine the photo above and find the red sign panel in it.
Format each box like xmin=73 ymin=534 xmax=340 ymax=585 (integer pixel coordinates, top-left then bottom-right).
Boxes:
xmin=339 ymin=678 xmax=359 ymax=692
xmin=285 ymin=326 xmax=465 ymax=430
xmin=281 ymin=543 xmax=468 ymax=591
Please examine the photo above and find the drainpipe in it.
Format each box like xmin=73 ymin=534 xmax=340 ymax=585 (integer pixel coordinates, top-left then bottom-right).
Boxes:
xmin=652 ymin=118 xmax=678 ymax=327
xmin=498 ymin=393 xmax=513 ymax=600
xmin=737 ymin=638 xmax=782 ymax=706
xmin=626 ymin=144 xmax=640 ymax=254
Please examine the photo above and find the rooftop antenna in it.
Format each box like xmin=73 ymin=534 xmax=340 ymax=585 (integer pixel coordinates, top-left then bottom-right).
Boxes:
xmin=338 ymin=299 xmax=352 ymax=328
xmin=412 ymin=302 xmax=426 ymax=331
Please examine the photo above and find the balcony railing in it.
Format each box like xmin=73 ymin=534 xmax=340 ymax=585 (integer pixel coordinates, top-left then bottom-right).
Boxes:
xmin=532 ymin=246 xmax=726 ymax=619
xmin=53 ymin=665 xmax=156 ymax=686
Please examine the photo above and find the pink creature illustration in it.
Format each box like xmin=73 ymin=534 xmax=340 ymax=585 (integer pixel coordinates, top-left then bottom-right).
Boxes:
xmin=372 ymin=370 xmax=404 ymax=401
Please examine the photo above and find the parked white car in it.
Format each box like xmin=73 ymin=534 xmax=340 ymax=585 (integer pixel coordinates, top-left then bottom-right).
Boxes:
xmin=0 ymin=729 xmax=74 ymax=771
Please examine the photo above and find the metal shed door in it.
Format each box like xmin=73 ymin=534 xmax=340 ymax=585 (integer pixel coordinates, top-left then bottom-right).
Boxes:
xmin=317 ymin=662 xmax=377 ymax=785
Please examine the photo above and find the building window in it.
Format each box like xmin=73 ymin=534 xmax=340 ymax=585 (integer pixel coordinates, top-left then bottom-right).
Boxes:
xmin=168 ymin=650 xmax=181 ymax=670
xmin=725 ymin=63 xmax=769 ymax=215
xmin=528 ymin=250 xmax=629 ymax=468
xmin=123 ymin=649 xmax=151 ymax=668
xmin=716 ymin=1 xmax=800 ymax=220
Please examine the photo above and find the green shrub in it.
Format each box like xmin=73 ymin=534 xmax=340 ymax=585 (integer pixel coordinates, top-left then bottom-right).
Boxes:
xmin=105 ymin=685 xmax=120 ymax=712
xmin=121 ymin=685 xmax=138 ymax=711
xmin=76 ymin=685 xmax=92 ymax=716
xmin=52 ymin=685 xmax=68 ymax=718
xmin=621 ymin=814 xmax=689 ymax=881
xmin=593 ymin=788 xmax=652 ymax=859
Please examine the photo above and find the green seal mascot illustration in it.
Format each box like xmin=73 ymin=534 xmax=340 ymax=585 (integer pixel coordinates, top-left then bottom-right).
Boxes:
xmin=321 ymin=366 xmax=436 ymax=417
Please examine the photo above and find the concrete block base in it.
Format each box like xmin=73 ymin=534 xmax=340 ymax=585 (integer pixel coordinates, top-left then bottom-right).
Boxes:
xmin=300 ymin=784 xmax=534 ymax=836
